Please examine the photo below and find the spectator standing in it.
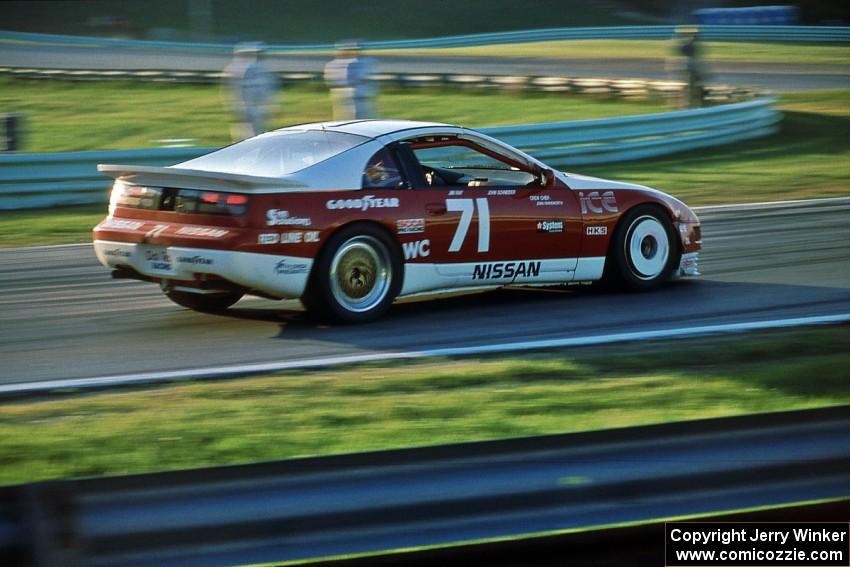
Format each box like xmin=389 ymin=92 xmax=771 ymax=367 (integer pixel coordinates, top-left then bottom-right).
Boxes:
xmin=324 ymin=40 xmax=376 ymax=120
xmin=224 ymin=42 xmax=280 ymax=140
xmin=669 ymin=27 xmax=705 ymax=109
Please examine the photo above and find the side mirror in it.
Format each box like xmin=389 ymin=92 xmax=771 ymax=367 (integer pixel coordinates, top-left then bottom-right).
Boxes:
xmin=541 ymin=168 xmax=556 ymax=187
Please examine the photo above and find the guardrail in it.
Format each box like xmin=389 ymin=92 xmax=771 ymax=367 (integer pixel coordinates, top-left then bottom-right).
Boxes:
xmin=0 ymin=97 xmax=780 ymax=210
xmin=1 ymin=25 xmax=848 ymax=52
xmin=0 ymin=147 xmax=205 ymax=209
xmin=1 ymin=406 xmax=848 ymax=566
xmin=0 ymin=67 xmax=758 ymax=103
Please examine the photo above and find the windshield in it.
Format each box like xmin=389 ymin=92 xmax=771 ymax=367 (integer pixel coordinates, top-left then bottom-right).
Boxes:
xmin=178 ymin=130 xmax=369 ymax=177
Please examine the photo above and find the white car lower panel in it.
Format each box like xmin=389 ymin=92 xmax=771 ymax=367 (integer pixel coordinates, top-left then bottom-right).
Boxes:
xmin=400 ymin=257 xmax=605 ymax=296
xmin=93 ymin=240 xmax=312 ymax=299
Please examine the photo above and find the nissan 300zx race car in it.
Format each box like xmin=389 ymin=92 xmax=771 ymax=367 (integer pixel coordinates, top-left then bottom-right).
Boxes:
xmin=93 ymin=119 xmax=701 ymax=323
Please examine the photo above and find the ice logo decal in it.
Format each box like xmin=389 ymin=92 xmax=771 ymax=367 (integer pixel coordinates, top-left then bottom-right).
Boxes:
xmin=578 ymin=191 xmax=618 ymax=214
xmin=326 ymin=195 xmax=400 ymax=211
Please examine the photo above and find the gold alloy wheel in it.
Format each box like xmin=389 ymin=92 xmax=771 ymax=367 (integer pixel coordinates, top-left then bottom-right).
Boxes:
xmin=329 ymin=235 xmax=391 ymax=314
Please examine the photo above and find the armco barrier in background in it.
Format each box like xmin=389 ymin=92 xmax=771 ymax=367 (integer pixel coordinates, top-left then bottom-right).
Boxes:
xmin=0 ymin=147 xmax=205 ymax=209
xmin=0 ymin=98 xmax=780 ymax=210
xmin=0 ymin=25 xmax=848 ymax=52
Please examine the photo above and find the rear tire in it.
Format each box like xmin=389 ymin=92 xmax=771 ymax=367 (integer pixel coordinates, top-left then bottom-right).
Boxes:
xmin=166 ymin=290 xmax=243 ymax=312
xmin=606 ymin=205 xmax=679 ymax=291
xmin=302 ymin=224 xmax=402 ymax=323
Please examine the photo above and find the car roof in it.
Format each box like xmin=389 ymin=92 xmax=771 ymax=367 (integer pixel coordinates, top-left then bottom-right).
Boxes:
xmin=271 ymin=119 xmax=458 ymax=139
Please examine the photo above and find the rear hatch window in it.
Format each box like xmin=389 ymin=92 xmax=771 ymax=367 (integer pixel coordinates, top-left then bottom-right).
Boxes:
xmin=176 ymin=129 xmax=369 ymax=177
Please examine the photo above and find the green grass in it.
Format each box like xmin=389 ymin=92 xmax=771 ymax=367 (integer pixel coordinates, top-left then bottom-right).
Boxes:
xmin=578 ymin=89 xmax=850 ymax=205
xmin=1 ymin=325 xmax=848 ymax=485
xmin=0 ymin=78 xmax=668 ymax=152
xmin=0 ymin=205 xmax=104 ymax=248
xmin=385 ymin=40 xmax=850 ymax=66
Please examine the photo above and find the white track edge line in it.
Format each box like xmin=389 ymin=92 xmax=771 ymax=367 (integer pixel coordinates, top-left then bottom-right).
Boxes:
xmin=3 ymin=313 xmax=849 ymax=396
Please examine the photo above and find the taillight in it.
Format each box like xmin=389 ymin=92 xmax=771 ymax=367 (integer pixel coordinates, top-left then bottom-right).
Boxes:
xmin=109 ymin=182 xmax=249 ymax=216
xmin=109 ymin=181 xmax=162 ymax=214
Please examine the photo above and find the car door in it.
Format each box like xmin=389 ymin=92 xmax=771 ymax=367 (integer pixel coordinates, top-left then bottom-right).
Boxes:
xmin=400 ymin=140 xmax=583 ymax=288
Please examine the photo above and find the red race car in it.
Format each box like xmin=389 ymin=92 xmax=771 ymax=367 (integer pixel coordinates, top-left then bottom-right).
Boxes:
xmin=93 ymin=120 xmax=701 ymax=322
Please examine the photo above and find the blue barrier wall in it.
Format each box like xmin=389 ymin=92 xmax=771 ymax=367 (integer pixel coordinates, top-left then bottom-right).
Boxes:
xmin=0 ymin=98 xmax=780 ymax=210
xmin=0 ymin=24 xmax=847 ymax=54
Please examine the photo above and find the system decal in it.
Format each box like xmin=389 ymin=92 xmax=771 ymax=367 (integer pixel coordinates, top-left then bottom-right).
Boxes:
xmin=537 ymin=220 xmax=564 ymax=233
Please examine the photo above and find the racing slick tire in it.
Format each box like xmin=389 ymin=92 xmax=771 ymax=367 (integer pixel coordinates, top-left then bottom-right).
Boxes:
xmin=606 ymin=205 xmax=680 ymax=292
xmin=165 ymin=290 xmax=244 ymax=312
xmin=303 ymin=224 xmax=402 ymax=323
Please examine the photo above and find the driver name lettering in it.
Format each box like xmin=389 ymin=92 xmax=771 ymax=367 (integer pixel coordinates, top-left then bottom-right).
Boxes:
xmin=326 ymin=195 xmax=400 ymax=211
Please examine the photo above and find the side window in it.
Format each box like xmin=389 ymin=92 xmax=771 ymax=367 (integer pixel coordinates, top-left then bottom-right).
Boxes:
xmin=411 ymin=143 xmax=536 ymax=187
xmin=362 ymin=148 xmax=403 ymax=189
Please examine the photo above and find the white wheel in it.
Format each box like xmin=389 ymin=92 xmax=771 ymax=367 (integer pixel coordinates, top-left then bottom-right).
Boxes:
xmin=606 ymin=205 xmax=679 ymax=291
xmin=626 ymin=215 xmax=671 ymax=281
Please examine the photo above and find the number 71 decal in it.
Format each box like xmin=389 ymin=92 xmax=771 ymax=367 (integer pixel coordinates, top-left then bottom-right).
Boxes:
xmin=446 ymin=198 xmax=490 ymax=253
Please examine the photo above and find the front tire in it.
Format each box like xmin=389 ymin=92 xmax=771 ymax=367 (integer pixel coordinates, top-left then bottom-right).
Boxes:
xmin=302 ymin=224 xmax=402 ymax=323
xmin=607 ymin=205 xmax=679 ymax=291
xmin=165 ymin=289 xmax=244 ymax=312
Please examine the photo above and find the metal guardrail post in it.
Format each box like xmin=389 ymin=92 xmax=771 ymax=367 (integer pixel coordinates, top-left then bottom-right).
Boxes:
xmin=2 ymin=113 xmax=24 ymax=152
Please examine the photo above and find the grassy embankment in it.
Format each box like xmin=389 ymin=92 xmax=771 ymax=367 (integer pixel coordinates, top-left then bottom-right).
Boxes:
xmin=385 ymin=40 xmax=850 ymax=65
xmin=1 ymin=325 xmax=848 ymax=485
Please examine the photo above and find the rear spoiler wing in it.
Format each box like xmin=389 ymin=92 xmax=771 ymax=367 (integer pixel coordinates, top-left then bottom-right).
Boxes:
xmin=97 ymin=164 xmax=306 ymax=193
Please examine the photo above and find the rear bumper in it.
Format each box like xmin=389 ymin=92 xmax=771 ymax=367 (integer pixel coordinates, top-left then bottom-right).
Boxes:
xmin=93 ymin=240 xmax=312 ymax=299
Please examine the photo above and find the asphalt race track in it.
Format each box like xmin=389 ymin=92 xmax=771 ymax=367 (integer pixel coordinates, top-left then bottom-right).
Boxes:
xmin=2 ymin=43 xmax=849 ymax=91
xmin=1 ymin=198 xmax=848 ymax=386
